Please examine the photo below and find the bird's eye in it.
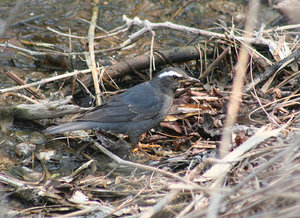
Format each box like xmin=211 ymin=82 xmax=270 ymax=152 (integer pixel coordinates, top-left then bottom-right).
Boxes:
xmin=172 ymin=75 xmax=179 ymax=79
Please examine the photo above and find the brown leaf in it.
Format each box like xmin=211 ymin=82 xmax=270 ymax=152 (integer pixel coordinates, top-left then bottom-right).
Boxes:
xmin=160 ymin=122 xmax=182 ymax=133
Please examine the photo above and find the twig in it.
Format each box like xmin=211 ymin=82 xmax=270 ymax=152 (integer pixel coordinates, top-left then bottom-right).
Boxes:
xmin=149 ymin=31 xmax=155 ymax=80
xmin=1 ymin=46 xmax=203 ymax=96
xmin=0 ymin=42 xmax=107 ymax=56
xmin=11 ymin=14 xmax=44 ymax=27
xmin=5 ymin=71 xmax=45 ymax=99
xmin=220 ymin=0 xmax=260 ymax=157
xmin=60 ymin=206 xmax=112 ymax=217
xmin=0 ymin=174 xmax=28 ymax=188
xmin=4 ymin=96 xmax=90 ymax=120
xmin=140 ymin=190 xmax=180 ymax=218
xmin=264 ymin=23 xmax=300 ymax=33
xmin=243 ymin=46 xmax=300 ymax=93
xmin=248 ymin=94 xmax=300 ymax=124
xmin=249 ymin=57 xmax=281 ymax=127
xmin=212 ymin=2 xmax=261 ymax=217
xmin=221 ymin=139 xmax=299 ymax=202
xmin=275 ymin=71 xmax=300 ymax=90
xmin=1 ymin=92 xmax=39 ymax=104
xmin=200 ymin=46 xmax=230 ymax=79
xmin=122 ymin=15 xmax=272 ymax=48
xmin=261 ymin=57 xmax=295 ymax=92
xmin=0 ymin=42 xmax=55 ymax=56
xmin=47 ymin=22 xmax=128 ymax=40
xmin=0 ymin=68 xmax=97 ymax=94
xmin=47 ymin=26 xmax=86 ymax=39
xmin=88 ymin=0 xmax=101 ymax=106
xmin=141 ymin=158 xmax=213 ymax=218
xmin=69 ymin=159 xmax=94 ymax=178
xmin=183 ymin=126 xmax=285 ymax=218
xmin=93 ymin=142 xmax=202 ymax=188
xmin=170 ymin=0 xmax=194 ymax=22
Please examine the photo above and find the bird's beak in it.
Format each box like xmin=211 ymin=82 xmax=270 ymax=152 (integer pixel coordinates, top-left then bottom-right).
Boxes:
xmin=179 ymin=77 xmax=200 ymax=83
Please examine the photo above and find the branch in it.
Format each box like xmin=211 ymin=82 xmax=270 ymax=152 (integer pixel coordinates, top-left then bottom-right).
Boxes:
xmin=122 ymin=15 xmax=272 ymax=47
xmin=87 ymin=0 xmax=101 ymax=106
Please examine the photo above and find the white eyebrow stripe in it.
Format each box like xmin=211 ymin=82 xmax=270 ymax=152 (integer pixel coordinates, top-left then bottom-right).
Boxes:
xmin=158 ymin=71 xmax=183 ymax=78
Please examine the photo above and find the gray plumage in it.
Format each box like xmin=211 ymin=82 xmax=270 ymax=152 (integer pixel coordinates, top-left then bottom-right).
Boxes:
xmin=45 ymin=67 xmax=199 ymax=145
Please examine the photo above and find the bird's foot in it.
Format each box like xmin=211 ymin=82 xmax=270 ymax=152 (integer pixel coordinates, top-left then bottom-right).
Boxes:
xmin=133 ymin=142 xmax=160 ymax=160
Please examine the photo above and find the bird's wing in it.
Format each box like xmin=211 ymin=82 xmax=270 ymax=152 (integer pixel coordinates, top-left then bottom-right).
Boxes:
xmin=77 ymin=82 xmax=164 ymax=123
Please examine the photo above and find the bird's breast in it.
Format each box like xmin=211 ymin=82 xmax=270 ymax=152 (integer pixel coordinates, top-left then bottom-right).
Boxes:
xmin=158 ymin=94 xmax=173 ymax=119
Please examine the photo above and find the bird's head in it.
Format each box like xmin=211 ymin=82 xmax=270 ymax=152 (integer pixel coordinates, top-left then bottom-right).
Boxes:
xmin=153 ymin=67 xmax=200 ymax=95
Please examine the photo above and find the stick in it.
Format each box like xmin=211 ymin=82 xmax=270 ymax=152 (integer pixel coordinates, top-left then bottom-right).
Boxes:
xmin=88 ymin=0 xmax=101 ymax=106
xmin=93 ymin=142 xmax=202 ymax=188
xmin=0 ymin=69 xmax=95 ymax=94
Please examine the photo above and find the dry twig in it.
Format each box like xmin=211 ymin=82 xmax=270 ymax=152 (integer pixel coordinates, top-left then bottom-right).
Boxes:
xmin=87 ymin=0 xmax=101 ymax=106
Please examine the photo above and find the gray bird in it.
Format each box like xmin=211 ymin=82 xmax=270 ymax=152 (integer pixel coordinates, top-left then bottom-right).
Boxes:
xmin=45 ymin=67 xmax=199 ymax=153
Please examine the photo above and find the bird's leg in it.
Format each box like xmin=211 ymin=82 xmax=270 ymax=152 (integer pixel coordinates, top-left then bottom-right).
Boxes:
xmin=130 ymin=136 xmax=155 ymax=160
xmin=133 ymin=142 xmax=154 ymax=160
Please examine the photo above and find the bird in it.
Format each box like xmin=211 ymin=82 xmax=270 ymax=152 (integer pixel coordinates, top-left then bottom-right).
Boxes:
xmin=45 ymin=67 xmax=199 ymax=156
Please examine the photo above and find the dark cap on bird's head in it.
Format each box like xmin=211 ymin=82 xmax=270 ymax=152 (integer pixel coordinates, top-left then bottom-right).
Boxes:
xmin=153 ymin=67 xmax=200 ymax=94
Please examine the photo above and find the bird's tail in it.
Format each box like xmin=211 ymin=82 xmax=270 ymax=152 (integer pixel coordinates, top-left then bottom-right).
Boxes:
xmin=44 ymin=122 xmax=100 ymax=134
